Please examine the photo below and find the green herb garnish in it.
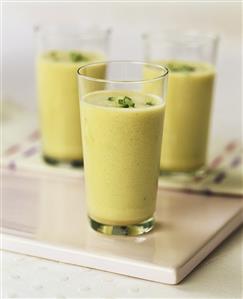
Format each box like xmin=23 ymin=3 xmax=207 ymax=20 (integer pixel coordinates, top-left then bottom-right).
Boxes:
xmin=118 ymin=96 xmax=135 ymax=108
xmin=167 ymin=63 xmax=195 ymax=73
xmin=107 ymin=96 xmax=135 ymax=108
xmin=70 ymin=51 xmax=87 ymax=62
xmin=146 ymin=101 xmax=154 ymax=106
xmin=49 ymin=51 xmax=58 ymax=60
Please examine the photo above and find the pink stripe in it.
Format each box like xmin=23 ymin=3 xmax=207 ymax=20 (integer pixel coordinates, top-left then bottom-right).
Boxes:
xmin=4 ymin=144 xmax=21 ymax=156
xmin=27 ymin=130 xmax=40 ymax=142
xmin=225 ymin=141 xmax=238 ymax=152
xmin=210 ymin=155 xmax=223 ymax=169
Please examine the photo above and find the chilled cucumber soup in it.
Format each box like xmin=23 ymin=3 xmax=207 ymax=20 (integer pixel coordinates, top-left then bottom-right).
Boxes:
xmin=37 ymin=50 xmax=105 ymax=162
xmin=145 ymin=60 xmax=215 ymax=172
xmin=81 ymin=90 xmax=165 ymax=225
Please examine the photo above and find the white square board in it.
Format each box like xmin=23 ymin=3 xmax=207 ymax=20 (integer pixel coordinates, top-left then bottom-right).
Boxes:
xmin=1 ymin=170 xmax=242 ymax=284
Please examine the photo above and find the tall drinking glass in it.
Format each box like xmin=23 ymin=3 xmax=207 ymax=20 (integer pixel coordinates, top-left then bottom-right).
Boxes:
xmin=78 ymin=61 xmax=168 ymax=235
xmin=143 ymin=31 xmax=219 ymax=176
xmin=35 ymin=26 xmax=110 ymax=166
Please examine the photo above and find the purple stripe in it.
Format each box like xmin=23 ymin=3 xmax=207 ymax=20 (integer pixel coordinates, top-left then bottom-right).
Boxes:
xmin=8 ymin=161 xmax=17 ymax=170
xmin=213 ymin=171 xmax=226 ymax=184
xmin=231 ymin=156 xmax=241 ymax=168
xmin=22 ymin=146 xmax=38 ymax=158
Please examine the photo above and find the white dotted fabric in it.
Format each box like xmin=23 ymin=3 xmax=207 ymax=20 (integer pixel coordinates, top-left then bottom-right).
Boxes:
xmin=2 ymin=228 xmax=242 ymax=299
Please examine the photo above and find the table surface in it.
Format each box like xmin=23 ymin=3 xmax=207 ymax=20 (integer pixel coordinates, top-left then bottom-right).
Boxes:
xmin=2 ymin=37 xmax=242 ymax=299
xmin=2 ymin=98 xmax=242 ymax=298
xmin=2 ymin=226 xmax=242 ymax=298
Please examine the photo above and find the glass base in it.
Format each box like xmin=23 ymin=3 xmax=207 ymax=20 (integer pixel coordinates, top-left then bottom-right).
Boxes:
xmin=43 ymin=155 xmax=83 ymax=168
xmin=160 ymin=166 xmax=207 ymax=181
xmin=89 ymin=216 xmax=155 ymax=236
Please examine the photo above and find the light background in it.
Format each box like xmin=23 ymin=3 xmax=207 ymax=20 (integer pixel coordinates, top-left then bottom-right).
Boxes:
xmin=1 ymin=4 xmax=242 ymax=297
xmin=2 ymin=2 xmax=242 ymax=142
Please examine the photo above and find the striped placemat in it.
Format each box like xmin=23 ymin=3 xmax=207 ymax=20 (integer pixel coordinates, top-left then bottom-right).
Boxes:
xmin=1 ymin=100 xmax=242 ymax=197
xmin=158 ymin=140 xmax=243 ymax=197
xmin=2 ymin=127 xmax=242 ymax=197
xmin=2 ymin=129 xmax=83 ymax=179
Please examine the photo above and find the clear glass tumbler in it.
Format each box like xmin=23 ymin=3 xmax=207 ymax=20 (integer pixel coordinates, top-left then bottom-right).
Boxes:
xmin=78 ymin=61 xmax=168 ymax=235
xmin=35 ymin=26 xmax=110 ymax=167
xmin=143 ymin=31 xmax=219 ymax=176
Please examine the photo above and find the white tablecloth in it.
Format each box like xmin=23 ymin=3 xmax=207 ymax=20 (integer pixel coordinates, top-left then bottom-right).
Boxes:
xmin=2 ymin=226 xmax=242 ymax=298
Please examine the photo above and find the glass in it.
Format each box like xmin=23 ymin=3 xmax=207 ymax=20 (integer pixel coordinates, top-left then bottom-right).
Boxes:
xmin=35 ymin=25 xmax=110 ymax=167
xmin=78 ymin=61 xmax=168 ymax=235
xmin=143 ymin=31 xmax=219 ymax=176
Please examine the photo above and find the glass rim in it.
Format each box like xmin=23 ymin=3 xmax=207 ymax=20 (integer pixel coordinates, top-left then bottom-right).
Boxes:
xmin=34 ymin=24 xmax=111 ymax=40
xmin=77 ymin=60 xmax=169 ymax=84
xmin=142 ymin=30 xmax=219 ymax=45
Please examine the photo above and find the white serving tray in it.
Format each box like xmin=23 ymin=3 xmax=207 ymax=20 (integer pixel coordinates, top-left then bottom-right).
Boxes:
xmin=1 ymin=169 xmax=242 ymax=284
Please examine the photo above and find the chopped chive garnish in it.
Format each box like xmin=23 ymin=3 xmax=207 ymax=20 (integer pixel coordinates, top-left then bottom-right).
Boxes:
xmin=117 ymin=96 xmax=136 ymax=108
xmin=118 ymin=99 xmax=124 ymax=105
xmin=167 ymin=63 xmax=195 ymax=72
xmin=146 ymin=101 xmax=154 ymax=106
xmin=70 ymin=51 xmax=87 ymax=62
xmin=106 ymin=96 xmax=136 ymax=108
xmin=49 ymin=51 xmax=58 ymax=60
xmin=124 ymin=96 xmax=132 ymax=101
